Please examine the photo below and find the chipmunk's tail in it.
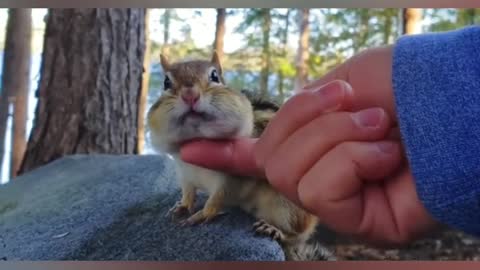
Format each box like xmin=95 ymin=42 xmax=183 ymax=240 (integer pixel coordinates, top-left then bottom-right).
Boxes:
xmin=284 ymin=241 xmax=337 ymax=261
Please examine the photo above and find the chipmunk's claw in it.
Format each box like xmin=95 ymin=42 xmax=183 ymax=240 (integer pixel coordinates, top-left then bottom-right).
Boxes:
xmin=200 ymin=211 xmax=228 ymax=225
xmin=179 ymin=210 xmax=228 ymax=226
xmin=182 ymin=211 xmax=207 ymax=226
xmin=178 ymin=219 xmax=190 ymax=227
xmin=166 ymin=201 xmax=191 ymax=221
xmin=253 ymin=219 xmax=285 ymax=242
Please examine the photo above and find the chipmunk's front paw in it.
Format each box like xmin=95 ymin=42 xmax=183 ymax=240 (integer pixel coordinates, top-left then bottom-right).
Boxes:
xmin=166 ymin=201 xmax=192 ymax=221
xmin=180 ymin=211 xmax=206 ymax=226
xmin=253 ymin=219 xmax=286 ymax=242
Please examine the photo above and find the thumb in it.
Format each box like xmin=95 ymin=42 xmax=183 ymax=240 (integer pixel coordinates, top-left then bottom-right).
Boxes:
xmin=180 ymin=137 xmax=265 ymax=178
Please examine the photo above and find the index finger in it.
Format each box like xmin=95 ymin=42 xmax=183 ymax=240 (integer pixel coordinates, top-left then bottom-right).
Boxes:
xmin=180 ymin=137 xmax=265 ymax=178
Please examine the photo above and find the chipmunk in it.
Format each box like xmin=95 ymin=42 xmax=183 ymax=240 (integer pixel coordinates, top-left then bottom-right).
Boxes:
xmin=147 ymin=52 xmax=335 ymax=261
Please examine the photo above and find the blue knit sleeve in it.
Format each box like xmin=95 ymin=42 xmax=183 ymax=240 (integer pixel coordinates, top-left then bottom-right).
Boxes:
xmin=392 ymin=26 xmax=480 ymax=236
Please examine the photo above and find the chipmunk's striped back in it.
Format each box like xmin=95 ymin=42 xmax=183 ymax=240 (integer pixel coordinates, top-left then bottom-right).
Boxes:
xmin=240 ymin=89 xmax=280 ymax=138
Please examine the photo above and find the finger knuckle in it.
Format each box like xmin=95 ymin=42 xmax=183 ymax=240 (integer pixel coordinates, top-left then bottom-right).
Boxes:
xmin=264 ymin=158 xmax=292 ymax=195
xmin=253 ymin=140 xmax=266 ymax=168
xmin=335 ymin=141 xmax=356 ymax=156
xmin=297 ymin=178 xmax=320 ymax=211
xmin=319 ymin=112 xmax=363 ymax=139
xmin=264 ymin=159 xmax=280 ymax=187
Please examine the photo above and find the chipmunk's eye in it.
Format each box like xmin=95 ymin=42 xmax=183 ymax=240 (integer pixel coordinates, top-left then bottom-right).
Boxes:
xmin=209 ymin=69 xmax=220 ymax=83
xmin=163 ymin=76 xmax=172 ymax=90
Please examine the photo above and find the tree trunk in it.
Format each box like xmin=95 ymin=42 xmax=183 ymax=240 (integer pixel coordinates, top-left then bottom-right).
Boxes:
xmin=0 ymin=8 xmax=32 ymax=179
xmin=213 ymin=8 xmax=226 ymax=61
xmin=465 ymin=8 xmax=476 ymax=25
xmin=136 ymin=9 xmax=150 ymax=154
xmin=383 ymin=11 xmax=393 ymax=44
xmin=277 ymin=9 xmax=291 ymax=103
xmin=259 ymin=9 xmax=271 ymax=98
xmin=10 ymin=9 xmax=32 ymax=178
xmin=402 ymin=8 xmax=423 ymax=35
xmin=19 ymin=8 xmax=146 ymax=175
xmin=161 ymin=9 xmax=171 ymax=56
xmin=353 ymin=9 xmax=370 ymax=53
xmin=294 ymin=8 xmax=310 ymax=91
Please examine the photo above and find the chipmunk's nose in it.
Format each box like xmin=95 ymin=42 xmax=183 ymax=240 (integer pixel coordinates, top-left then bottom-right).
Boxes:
xmin=181 ymin=91 xmax=200 ymax=107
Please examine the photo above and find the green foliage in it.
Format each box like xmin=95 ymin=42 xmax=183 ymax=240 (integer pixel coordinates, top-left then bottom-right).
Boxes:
xmin=141 ymin=7 xmax=477 ymax=144
xmin=159 ymin=9 xmax=181 ymax=27
xmin=139 ymin=7 xmax=478 ymax=151
xmin=276 ymin=57 xmax=296 ymax=78
xmin=150 ymin=38 xmax=209 ymax=63
xmin=305 ymin=8 xmax=402 ymax=79
xmin=457 ymin=9 xmax=479 ymax=25
xmin=425 ymin=9 xmax=459 ymax=32
xmin=425 ymin=9 xmax=479 ymax=32
xmin=146 ymin=8 xmax=476 ymax=103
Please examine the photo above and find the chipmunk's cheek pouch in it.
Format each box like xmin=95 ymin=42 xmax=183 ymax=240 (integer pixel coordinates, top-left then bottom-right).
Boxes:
xmin=199 ymin=119 xmax=241 ymax=139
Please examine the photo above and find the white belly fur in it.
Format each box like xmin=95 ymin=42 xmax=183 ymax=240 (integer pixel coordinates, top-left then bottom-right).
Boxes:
xmin=172 ymin=154 xmax=228 ymax=195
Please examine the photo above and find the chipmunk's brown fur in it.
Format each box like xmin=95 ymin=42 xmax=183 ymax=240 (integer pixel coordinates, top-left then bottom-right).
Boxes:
xmin=147 ymin=52 xmax=335 ymax=261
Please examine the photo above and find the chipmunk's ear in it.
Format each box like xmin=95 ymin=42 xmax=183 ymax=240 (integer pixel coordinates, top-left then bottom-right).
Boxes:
xmin=211 ymin=51 xmax=223 ymax=74
xmin=160 ymin=54 xmax=170 ymax=71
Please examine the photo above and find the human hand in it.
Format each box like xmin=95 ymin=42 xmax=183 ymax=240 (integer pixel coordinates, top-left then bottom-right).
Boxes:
xmin=180 ymin=46 xmax=438 ymax=246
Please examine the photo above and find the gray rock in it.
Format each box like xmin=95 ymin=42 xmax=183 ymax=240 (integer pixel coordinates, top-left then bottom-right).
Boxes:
xmin=0 ymin=154 xmax=284 ymax=261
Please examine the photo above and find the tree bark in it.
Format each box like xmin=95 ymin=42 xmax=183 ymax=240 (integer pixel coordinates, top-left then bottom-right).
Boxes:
xmin=383 ymin=11 xmax=393 ymax=44
xmin=259 ymin=9 xmax=271 ymax=98
xmin=213 ymin=9 xmax=226 ymax=61
xmin=161 ymin=9 xmax=171 ymax=57
xmin=353 ymin=9 xmax=370 ymax=53
xmin=402 ymin=8 xmax=423 ymax=35
xmin=294 ymin=8 xmax=310 ymax=91
xmin=0 ymin=8 xmax=32 ymax=179
xmin=19 ymin=8 xmax=146 ymax=175
xmin=136 ymin=9 xmax=150 ymax=154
